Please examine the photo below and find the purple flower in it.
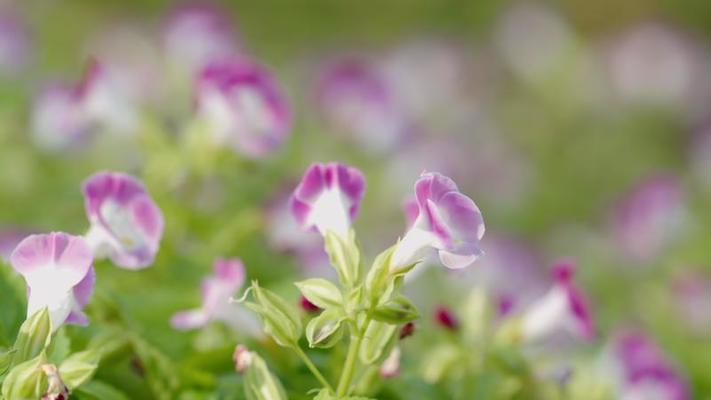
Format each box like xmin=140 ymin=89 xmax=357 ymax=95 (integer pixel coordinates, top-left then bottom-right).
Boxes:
xmin=290 ymin=162 xmax=366 ymax=238
xmin=614 ymin=331 xmax=689 ymax=400
xmin=0 ymin=12 xmax=31 ymax=76
xmin=171 ymin=258 xmax=260 ymax=335
xmin=612 ymin=174 xmax=685 ymax=264
xmin=76 ymin=59 xmax=140 ymax=135
xmin=195 ymin=58 xmax=291 ymax=158
xmin=162 ymin=2 xmax=240 ymax=75
xmin=31 ymin=83 xmax=90 ymax=151
xmin=390 ymin=172 xmax=485 ymax=271
xmin=520 ymin=260 xmax=595 ymax=342
xmin=82 ymin=171 xmax=164 ymax=270
xmin=315 ymin=58 xmax=410 ymax=152
xmin=605 ymin=23 xmax=699 ymax=106
xmin=10 ymin=232 xmax=95 ymax=330
xmin=672 ymin=272 xmax=711 ymax=335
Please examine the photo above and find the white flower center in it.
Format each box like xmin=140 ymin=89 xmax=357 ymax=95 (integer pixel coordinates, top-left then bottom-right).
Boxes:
xmin=100 ymin=200 xmax=144 ymax=251
xmin=307 ymin=188 xmax=351 ymax=238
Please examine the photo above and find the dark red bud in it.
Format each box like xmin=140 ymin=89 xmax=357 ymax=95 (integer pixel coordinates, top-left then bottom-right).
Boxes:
xmin=434 ymin=305 xmax=458 ymax=330
xmin=399 ymin=322 xmax=415 ymax=340
xmin=300 ymin=295 xmax=321 ymax=313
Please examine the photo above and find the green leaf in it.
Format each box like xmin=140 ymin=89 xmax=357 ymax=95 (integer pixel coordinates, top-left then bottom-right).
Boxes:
xmin=72 ymin=380 xmax=130 ymax=400
xmin=364 ymin=245 xmax=396 ymax=307
xmin=323 ymin=230 xmax=361 ymax=287
xmin=244 ymin=282 xmax=302 ymax=347
xmin=58 ymin=350 xmax=99 ymax=389
xmin=305 ymin=308 xmax=345 ymax=348
xmin=371 ymin=295 xmax=419 ymax=324
xmin=1 ymin=351 xmax=47 ymax=400
xmin=312 ymin=388 xmax=376 ymax=400
xmin=12 ymin=307 xmax=51 ymax=367
xmin=0 ymin=349 xmax=16 ymax=375
xmin=359 ymin=320 xmax=398 ymax=365
xmin=295 ymin=278 xmax=343 ymax=310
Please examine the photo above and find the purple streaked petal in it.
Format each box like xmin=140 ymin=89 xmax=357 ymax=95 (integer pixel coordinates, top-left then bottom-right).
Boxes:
xmin=290 ymin=162 xmax=365 ymax=236
xmin=565 ymin=283 xmax=595 ymax=340
xmin=171 ymin=309 xmax=210 ymax=330
xmin=72 ymin=266 xmax=95 ymax=309
xmin=402 ymin=197 xmax=419 ymax=228
xmin=82 ymin=171 xmax=164 ymax=269
xmin=196 ymin=57 xmax=291 ymax=158
xmin=212 ymin=258 xmax=245 ymax=288
xmin=414 ymin=172 xmax=459 ymax=211
xmin=10 ymin=233 xmax=93 ymax=288
xmin=31 ymin=83 xmax=91 ymax=151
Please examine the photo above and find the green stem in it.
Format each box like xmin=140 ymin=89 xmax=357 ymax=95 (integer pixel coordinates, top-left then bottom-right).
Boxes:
xmin=336 ymin=334 xmax=363 ymax=396
xmin=294 ymin=346 xmax=334 ymax=393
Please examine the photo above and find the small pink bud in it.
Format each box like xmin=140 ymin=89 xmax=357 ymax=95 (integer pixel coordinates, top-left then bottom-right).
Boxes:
xmin=399 ymin=322 xmax=415 ymax=339
xmin=233 ymin=344 xmax=253 ymax=374
xmin=300 ymin=295 xmax=321 ymax=313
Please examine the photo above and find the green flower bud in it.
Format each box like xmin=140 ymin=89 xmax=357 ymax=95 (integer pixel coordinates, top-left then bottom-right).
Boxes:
xmin=323 ymin=230 xmax=361 ymax=287
xmin=305 ymin=309 xmax=346 ymax=348
xmin=295 ymin=278 xmax=343 ymax=310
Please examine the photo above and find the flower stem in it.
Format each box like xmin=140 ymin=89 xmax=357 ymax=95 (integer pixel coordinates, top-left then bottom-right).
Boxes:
xmin=294 ymin=346 xmax=334 ymax=392
xmin=336 ymin=333 xmax=363 ymax=396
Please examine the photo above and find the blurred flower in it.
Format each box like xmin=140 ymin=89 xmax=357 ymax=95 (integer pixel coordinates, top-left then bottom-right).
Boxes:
xmin=672 ymin=271 xmax=711 ymax=335
xmin=31 ymin=83 xmax=90 ymax=151
xmin=290 ymin=162 xmax=366 ymax=238
xmin=77 ymin=59 xmax=140 ymax=135
xmin=520 ymin=260 xmax=595 ymax=343
xmin=434 ymin=305 xmax=459 ymax=331
xmin=379 ymin=346 xmax=401 ymax=378
xmin=315 ymin=57 xmax=411 ymax=153
xmin=86 ymin=24 xmax=163 ymax=109
xmin=494 ymin=3 xmax=574 ymax=82
xmin=612 ymin=174 xmax=685 ymax=264
xmin=195 ymin=57 xmax=291 ymax=157
xmin=613 ymin=331 xmax=689 ymax=400
xmin=448 ymin=235 xmax=546 ymax=316
xmin=163 ymin=1 xmax=240 ymax=77
xmin=264 ymin=185 xmax=331 ymax=277
xmin=10 ymin=232 xmax=95 ymax=330
xmin=83 ymin=171 xmax=164 ymax=269
xmin=381 ymin=39 xmax=469 ymax=119
xmin=390 ymin=172 xmax=485 ymax=271
xmin=0 ymin=12 xmax=31 ymax=76
xmin=171 ymin=258 xmax=260 ymax=335
xmin=605 ymin=23 xmax=700 ymax=106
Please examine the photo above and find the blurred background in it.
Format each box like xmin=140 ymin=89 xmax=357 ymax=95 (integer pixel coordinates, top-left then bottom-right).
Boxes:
xmin=1 ymin=0 xmax=711 ymax=398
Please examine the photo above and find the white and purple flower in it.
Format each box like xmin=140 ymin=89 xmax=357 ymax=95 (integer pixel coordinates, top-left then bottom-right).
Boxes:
xmin=163 ymin=2 xmax=240 ymax=77
xmin=290 ymin=162 xmax=366 ymax=239
xmin=390 ymin=172 xmax=485 ymax=271
xmin=672 ymin=272 xmax=711 ymax=335
xmin=31 ymin=83 xmax=91 ymax=151
xmin=613 ymin=331 xmax=689 ymax=400
xmin=82 ymin=171 xmax=164 ymax=270
xmin=612 ymin=174 xmax=685 ymax=264
xmin=10 ymin=232 xmax=95 ymax=330
xmin=0 ymin=12 xmax=31 ymax=76
xmin=195 ymin=58 xmax=291 ymax=158
xmin=171 ymin=258 xmax=260 ymax=335
xmin=519 ymin=260 xmax=595 ymax=343
xmin=315 ymin=58 xmax=410 ymax=153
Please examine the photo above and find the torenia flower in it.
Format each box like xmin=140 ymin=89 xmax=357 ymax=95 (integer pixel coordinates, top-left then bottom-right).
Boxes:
xmin=77 ymin=59 xmax=140 ymax=135
xmin=0 ymin=12 xmax=31 ymax=76
xmin=171 ymin=258 xmax=260 ymax=335
xmin=520 ymin=260 xmax=595 ymax=342
xmin=390 ymin=172 xmax=485 ymax=271
xmin=315 ymin=58 xmax=410 ymax=152
xmin=31 ymin=83 xmax=90 ymax=151
xmin=290 ymin=162 xmax=365 ymax=238
xmin=613 ymin=331 xmax=689 ymax=400
xmin=163 ymin=2 xmax=239 ymax=76
xmin=83 ymin=171 xmax=164 ymax=269
xmin=10 ymin=232 xmax=95 ymax=331
xmin=612 ymin=174 xmax=684 ymax=264
xmin=195 ymin=57 xmax=291 ymax=158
